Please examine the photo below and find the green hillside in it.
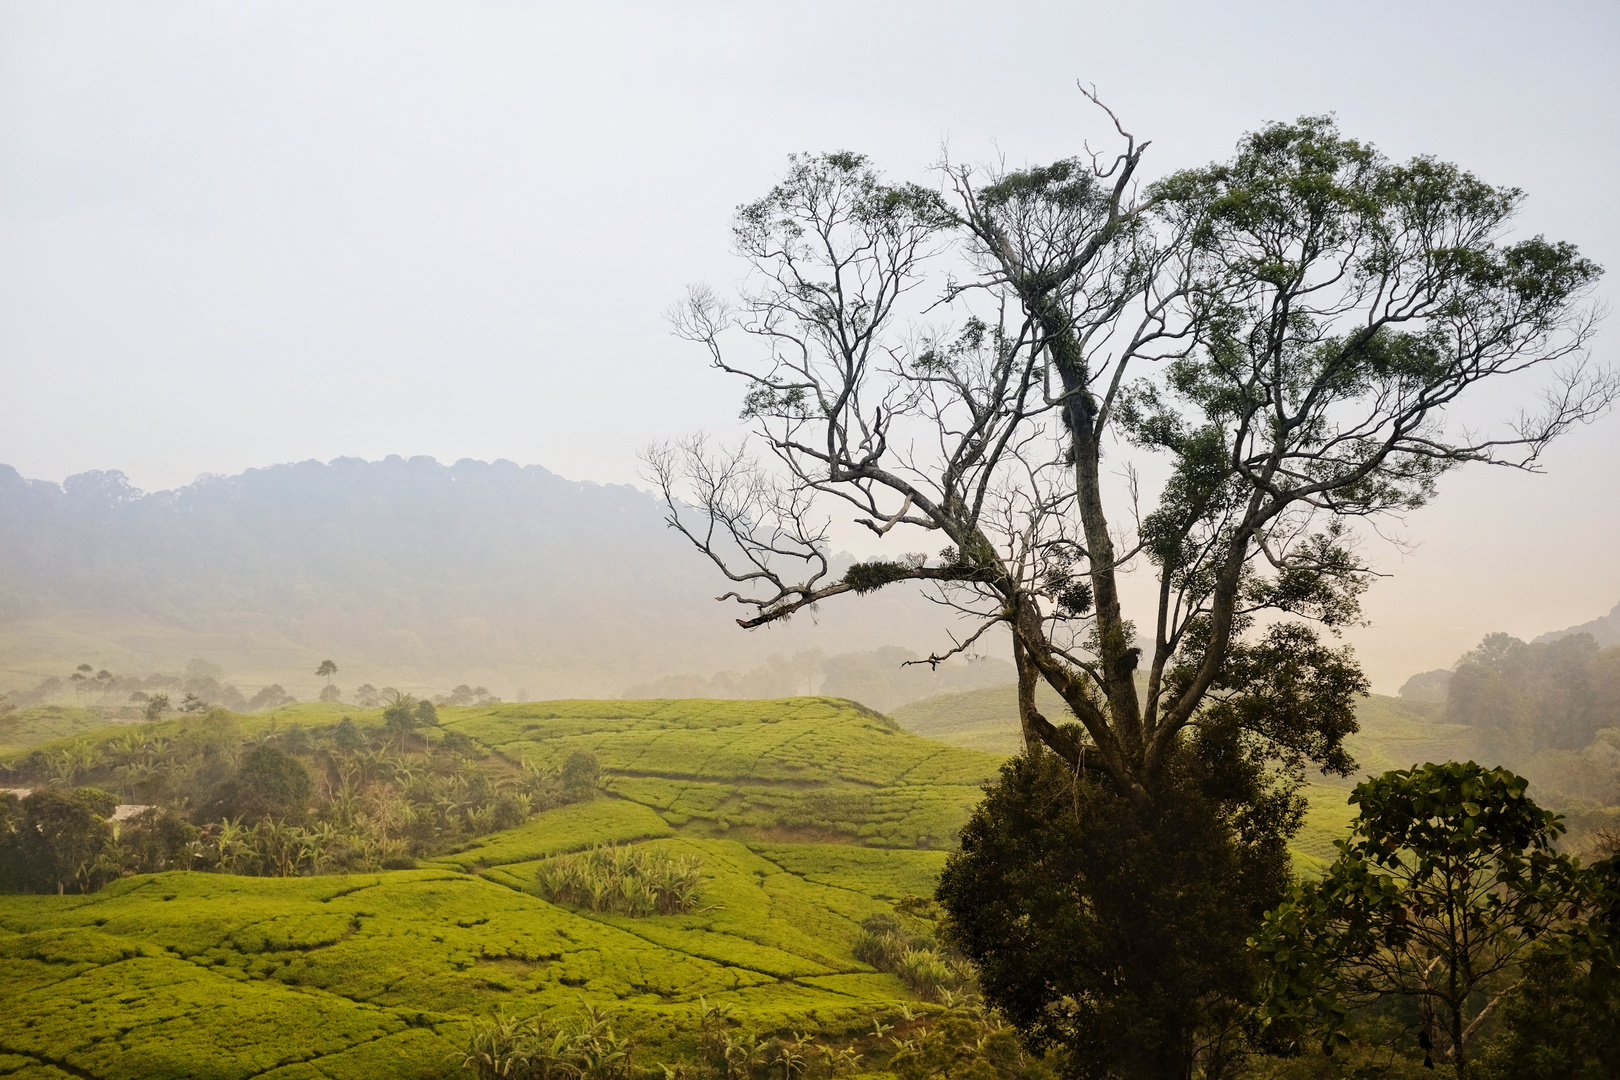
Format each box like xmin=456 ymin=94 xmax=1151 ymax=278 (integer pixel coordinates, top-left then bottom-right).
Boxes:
xmin=0 ymin=704 xmax=120 ymax=757
xmin=890 ymin=685 xmax=1474 ymax=876
xmin=0 ymin=691 xmax=1486 ymax=1076
xmin=0 ymin=698 xmax=1001 ymax=1080
xmin=889 ymin=684 xmax=1062 ymax=755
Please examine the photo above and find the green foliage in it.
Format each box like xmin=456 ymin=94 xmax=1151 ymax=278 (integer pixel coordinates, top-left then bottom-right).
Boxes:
xmin=207 ymin=744 xmax=314 ymax=824
xmin=462 ymin=1005 xmax=637 ymax=1080
xmin=536 ymin=843 xmax=704 ymax=916
xmin=1475 ymin=946 xmax=1620 ymax=1080
xmin=890 ymin=1013 xmax=1059 ymax=1080
xmin=334 ymin=715 xmax=365 ymax=750
xmin=938 ymin=749 xmax=1290 ymax=1080
xmin=1196 ymin=622 xmax=1366 ymax=780
xmin=1253 ymin=761 xmax=1588 ymax=1072
xmin=562 ymin=750 xmax=601 ymax=800
xmin=115 ymin=807 xmax=199 ymax=876
xmin=0 ymin=787 xmax=116 ymax=893
xmin=385 ymin=693 xmax=424 ymax=746
xmin=851 ymin=911 xmax=973 ymax=1003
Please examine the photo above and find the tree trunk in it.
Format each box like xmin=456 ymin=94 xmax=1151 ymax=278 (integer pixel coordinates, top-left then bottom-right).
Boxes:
xmin=1012 ymin=634 xmax=1045 ymax=756
xmin=1035 ymin=298 xmax=1144 ymax=764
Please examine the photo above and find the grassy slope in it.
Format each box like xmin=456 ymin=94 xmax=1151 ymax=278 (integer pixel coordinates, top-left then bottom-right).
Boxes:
xmin=0 ymin=704 xmax=133 ymax=757
xmin=0 ymin=698 xmax=996 ymax=1080
xmin=0 ymin=692 xmax=1476 ymax=1077
xmin=891 ymin=684 xmax=1474 ymax=876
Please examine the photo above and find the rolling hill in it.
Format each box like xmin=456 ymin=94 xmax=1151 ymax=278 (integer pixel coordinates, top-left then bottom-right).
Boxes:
xmin=0 ymin=697 xmax=1001 ymax=1080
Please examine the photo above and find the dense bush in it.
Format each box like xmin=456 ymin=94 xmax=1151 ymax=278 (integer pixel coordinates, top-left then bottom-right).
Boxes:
xmin=205 ymin=744 xmax=313 ymax=824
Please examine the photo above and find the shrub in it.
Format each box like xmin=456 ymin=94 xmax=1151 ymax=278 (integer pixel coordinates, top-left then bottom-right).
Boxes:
xmin=462 ymin=1006 xmax=634 ymax=1080
xmin=852 ymin=910 xmax=974 ymax=1002
xmin=536 ymin=843 xmax=703 ymax=916
xmin=561 ymin=751 xmax=601 ymax=800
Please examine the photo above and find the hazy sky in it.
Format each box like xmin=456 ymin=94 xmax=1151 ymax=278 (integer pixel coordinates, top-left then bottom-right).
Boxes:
xmin=2 ymin=0 xmax=1617 ymax=691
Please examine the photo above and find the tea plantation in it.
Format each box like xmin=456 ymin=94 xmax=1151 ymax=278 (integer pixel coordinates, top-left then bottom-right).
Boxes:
xmin=0 ymin=698 xmax=997 ymax=1079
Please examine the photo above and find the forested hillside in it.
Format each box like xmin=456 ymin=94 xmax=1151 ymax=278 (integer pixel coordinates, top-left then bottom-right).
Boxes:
xmin=0 ymin=458 xmax=974 ymax=702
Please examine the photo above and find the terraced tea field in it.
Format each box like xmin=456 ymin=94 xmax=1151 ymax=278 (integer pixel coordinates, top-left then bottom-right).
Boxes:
xmin=0 ymin=691 xmax=1461 ymax=1076
xmin=0 ymin=698 xmax=998 ymax=1079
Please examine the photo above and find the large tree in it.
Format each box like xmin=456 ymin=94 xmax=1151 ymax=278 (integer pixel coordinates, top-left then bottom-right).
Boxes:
xmin=650 ymin=102 xmax=1610 ymax=1076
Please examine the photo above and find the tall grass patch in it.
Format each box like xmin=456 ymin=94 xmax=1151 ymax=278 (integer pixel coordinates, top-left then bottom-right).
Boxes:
xmin=536 ymin=843 xmax=704 ymax=916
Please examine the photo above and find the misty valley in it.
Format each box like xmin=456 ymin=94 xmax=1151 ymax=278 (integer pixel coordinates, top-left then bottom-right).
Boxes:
xmin=3 ymin=454 xmax=1620 ymax=1080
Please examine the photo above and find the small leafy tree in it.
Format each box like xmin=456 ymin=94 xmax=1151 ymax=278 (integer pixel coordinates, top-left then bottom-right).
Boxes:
xmin=208 ymin=745 xmax=313 ymax=825
xmin=382 ymin=693 xmax=420 ymax=750
xmin=332 ymin=716 xmax=366 ymax=751
xmin=4 ymin=787 xmax=118 ymax=893
xmin=941 ymin=746 xmax=1289 ymax=1080
xmin=316 ymin=660 xmax=341 ymax=703
xmin=1252 ymin=762 xmax=1586 ymax=1075
xmin=560 ymin=750 xmax=601 ymax=800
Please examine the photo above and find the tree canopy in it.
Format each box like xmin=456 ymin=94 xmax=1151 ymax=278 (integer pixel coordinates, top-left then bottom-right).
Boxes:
xmin=651 ymin=108 xmax=1609 ymax=801
xmin=207 ymin=744 xmax=313 ymax=825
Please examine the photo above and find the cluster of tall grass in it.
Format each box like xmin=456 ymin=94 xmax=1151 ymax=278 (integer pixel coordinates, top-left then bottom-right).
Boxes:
xmin=462 ymin=1005 xmax=639 ymax=1080
xmin=462 ymin=1000 xmax=1061 ymax=1080
xmin=852 ymin=907 xmax=975 ymax=1004
xmin=884 ymin=1010 xmax=1062 ymax=1080
xmin=535 ymin=843 xmax=703 ymax=916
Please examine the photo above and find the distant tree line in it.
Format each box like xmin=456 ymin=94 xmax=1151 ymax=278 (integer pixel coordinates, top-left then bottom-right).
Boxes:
xmin=1 ymin=656 xmax=514 ymax=722
xmin=1401 ymin=631 xmax=1620 ymax=809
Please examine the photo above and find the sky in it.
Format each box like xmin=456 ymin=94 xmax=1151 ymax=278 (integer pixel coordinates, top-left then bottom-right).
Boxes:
xmin=2 ymin=0 xmax=1617 ymax=692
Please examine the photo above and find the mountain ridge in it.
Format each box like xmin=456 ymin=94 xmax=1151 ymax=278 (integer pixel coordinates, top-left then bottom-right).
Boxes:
xmin=0 ymin=456 xmax=966 ymax=701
